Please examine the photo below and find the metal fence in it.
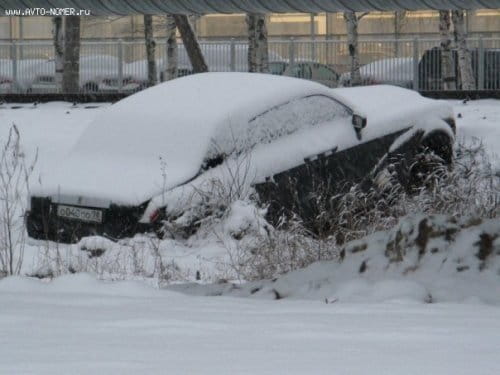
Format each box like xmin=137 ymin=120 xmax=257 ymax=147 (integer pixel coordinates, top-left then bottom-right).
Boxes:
xmin=1 ymin=37 xmax=499 ymax=95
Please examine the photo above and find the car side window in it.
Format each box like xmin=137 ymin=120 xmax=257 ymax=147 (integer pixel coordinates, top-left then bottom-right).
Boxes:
xmin=204 ymin=95 xmax=352 ymax=170
xmin=245 ymin=95 xmax=351 ymax=149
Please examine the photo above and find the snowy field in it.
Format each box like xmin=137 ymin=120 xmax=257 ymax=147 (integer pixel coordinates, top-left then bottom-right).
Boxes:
xmin=0 ymin=98 xmax=499 ymax=374
xmin=1 ymin=274 xmax=500 ymax=375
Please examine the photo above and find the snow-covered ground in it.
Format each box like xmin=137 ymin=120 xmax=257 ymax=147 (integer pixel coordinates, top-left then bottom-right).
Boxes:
xmin=0 ymin=97 xmax=499 ymax=374
xmin=1 ymin=273 xmax=500 ymax=375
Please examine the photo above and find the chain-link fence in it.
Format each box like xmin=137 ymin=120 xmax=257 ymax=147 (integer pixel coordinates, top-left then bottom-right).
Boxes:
xmin=0 ymin=38 xmax=499 ymax=95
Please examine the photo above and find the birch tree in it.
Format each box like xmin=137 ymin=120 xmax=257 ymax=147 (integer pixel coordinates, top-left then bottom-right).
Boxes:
xmin=144 ymin=15 xmax=157 ymax=87
xmin=173 ymin=15 xmax=208 ymax=73
xmin=62 ymin=16 xmax=80 ymax=94
xmin=439 ymin=10 xmax=456 ymax=90
xmin=52 ymin=16 xmax=64 ymax=93
xmin=246 ymin=14 xmax=269 ymax=73
xmin=394 ymin=11 xmax=407 ymax=57
xmin=452 ymin=10 xmax=475 ymax=90
xmin=165 ymin=14 xmax=178 ymax=81
xmin=344 ymin=12 xmax=367 ymax=86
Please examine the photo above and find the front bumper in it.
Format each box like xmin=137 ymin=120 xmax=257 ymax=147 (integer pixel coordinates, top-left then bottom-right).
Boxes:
xmin=26 ymin=197 xmax=151 ymax=244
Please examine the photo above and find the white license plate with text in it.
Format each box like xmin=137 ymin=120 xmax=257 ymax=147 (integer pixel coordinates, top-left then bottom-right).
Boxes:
xmin=57 ymin=205 xmax=103 ymax=223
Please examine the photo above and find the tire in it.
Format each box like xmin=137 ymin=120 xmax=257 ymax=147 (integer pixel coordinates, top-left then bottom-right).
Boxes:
xmin=374 ymin=130 xmax=453 ymax=193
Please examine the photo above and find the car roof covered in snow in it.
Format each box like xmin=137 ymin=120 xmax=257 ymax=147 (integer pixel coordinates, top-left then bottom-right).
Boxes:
xmin=33 ymin=72 xmax=336 ymax=204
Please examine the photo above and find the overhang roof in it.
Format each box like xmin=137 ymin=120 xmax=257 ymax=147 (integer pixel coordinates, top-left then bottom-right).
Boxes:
xmin=1 ymin=0 xmax=500 ymax=15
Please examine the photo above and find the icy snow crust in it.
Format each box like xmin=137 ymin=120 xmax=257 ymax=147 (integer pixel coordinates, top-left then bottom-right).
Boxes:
xmin=31 ymin=74 xmax=453 ymax=214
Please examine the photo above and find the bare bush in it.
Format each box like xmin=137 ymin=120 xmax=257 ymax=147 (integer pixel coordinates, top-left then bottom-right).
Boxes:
xmin=0 ymin=125 xmax=37 ymax=276
xmin=225 ymin=217 xmax=339 ymax=281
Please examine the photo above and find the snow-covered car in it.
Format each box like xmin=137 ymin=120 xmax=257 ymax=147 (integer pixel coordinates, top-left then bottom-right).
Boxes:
xmin=269 ymin=60 xmax=340 ymax=87
xmin=0 ymin=58 xmax=48 ymax=93
xmin=340 ymin=57 xmax=414 ymax=88
xmin=18 ymin=55 xmax=140 ymax=94
xmin=26 ymin=73 xmax=455 ymax=243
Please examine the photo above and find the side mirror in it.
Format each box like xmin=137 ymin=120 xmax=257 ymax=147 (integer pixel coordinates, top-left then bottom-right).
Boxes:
xmin=352 ymin=114 xmax=367 ymax=140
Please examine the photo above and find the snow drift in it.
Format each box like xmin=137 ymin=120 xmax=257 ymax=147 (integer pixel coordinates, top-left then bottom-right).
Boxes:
xmin=173 ymin=214 xmax=500 ymax=304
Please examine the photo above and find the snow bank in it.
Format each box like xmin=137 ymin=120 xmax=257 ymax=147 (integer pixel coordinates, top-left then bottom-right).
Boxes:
xmin=175 ymin=215 xmax=500 ymax=304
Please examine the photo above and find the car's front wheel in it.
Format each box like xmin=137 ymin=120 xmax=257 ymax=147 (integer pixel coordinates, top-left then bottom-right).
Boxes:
xmin=387 ymin=129 xmax=454 ymax=192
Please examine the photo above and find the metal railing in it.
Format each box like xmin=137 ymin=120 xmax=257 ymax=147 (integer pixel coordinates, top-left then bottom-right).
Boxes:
xmin=0 ymin=37 xmax=499 ymax=95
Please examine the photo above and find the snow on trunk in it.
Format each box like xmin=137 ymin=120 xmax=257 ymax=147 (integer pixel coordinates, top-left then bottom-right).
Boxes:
xmin=246 ymin=14 xmax=269 ymax=73
xmin=52 ymin=16 xmax=64 ymax=93
xmin=62 ymin=16 xmax=80 ymax=94
xmin=439 ymin=10 xmax=456 ymax=90
xmin=173 ymin=15 xmax=208 ymax=73
xmin=165 ymin=14 xmax=178 ymax=81
xmin=144 ymin=15 xmax=157 ymax=87
xmin=452 ymin=10 xmax=475 ymax=90
xmin=344 ymin=12 xmax=362 ymax=86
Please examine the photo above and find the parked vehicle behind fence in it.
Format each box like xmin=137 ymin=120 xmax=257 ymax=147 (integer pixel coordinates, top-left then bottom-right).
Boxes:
xmin=418 ymin=47 xmax=500 ymax=90
xmin=269 ymin=60 xmax=340 ymax=87
xmin=0 ymin=58 xmax=47 ymax=93
xmin=17 ymin=55 xmax=143 ymax=94
xmin=339 ymin=57 xmax=414 ymax=88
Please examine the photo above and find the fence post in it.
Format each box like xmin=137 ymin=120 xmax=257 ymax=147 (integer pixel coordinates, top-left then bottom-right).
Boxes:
xmin=230 ymin=38 xmax=236 ymax=72
xmin=117 ymin=39 xmax=123 ymax=93
xmin=478 ymin=36 xmax=485 ymax=90
xmin=412 ymin=37 xmax=419 ymax=91
xmin=289 ymin=37 xmax=295 ymax=75
xmin=11 ymin=42 xmax=17 ymax=93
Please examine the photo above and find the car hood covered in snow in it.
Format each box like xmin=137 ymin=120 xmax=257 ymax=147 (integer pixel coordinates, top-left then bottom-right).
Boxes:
xmin=32 ymin=73 xmax=333 ymax=206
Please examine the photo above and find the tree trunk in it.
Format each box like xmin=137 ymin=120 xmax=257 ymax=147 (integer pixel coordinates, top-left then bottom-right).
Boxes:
xmin=173 ymin=14 xmax=207 ymax=73
xmin=144 ymin=15 xmax=157 ymax=87
xmin=439 ymin=10 xmax=456 ymax=90
xmin=452 ymin=10 xmax=475 ymax=90
xmin=62 ymin=16 xmax=80 ymax=94
xmin=344 ymin=12 xmax=361 ymax=86
xmin=256 ymin=14 xmax=269 ymax=73
xmin=246 ymin=14 xmax=269 ymax=73
xmin=165 ymin=14 xmax=178 ymax=81
xmin=52 ymin=16 xmax=64 ymax=93
xmin=394 ymin=11 xmax=406 ymax=57
xmin=188 ymin=15 xmax=200 ymax=37
xmin=246 ymin=14 xmax=258 ymax=73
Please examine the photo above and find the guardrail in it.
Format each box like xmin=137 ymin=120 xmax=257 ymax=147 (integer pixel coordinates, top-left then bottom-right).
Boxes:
xmin=0 ymin=38 xmax=499 ymax=95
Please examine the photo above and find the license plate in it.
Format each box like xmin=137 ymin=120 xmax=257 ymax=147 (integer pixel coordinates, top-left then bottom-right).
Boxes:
xmin=57 ymin=205 xmax=103 ymax=223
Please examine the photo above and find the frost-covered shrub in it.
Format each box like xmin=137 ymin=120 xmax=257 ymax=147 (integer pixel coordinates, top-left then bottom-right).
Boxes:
xmin=0 ymin=125 xmax=36 ymax=277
